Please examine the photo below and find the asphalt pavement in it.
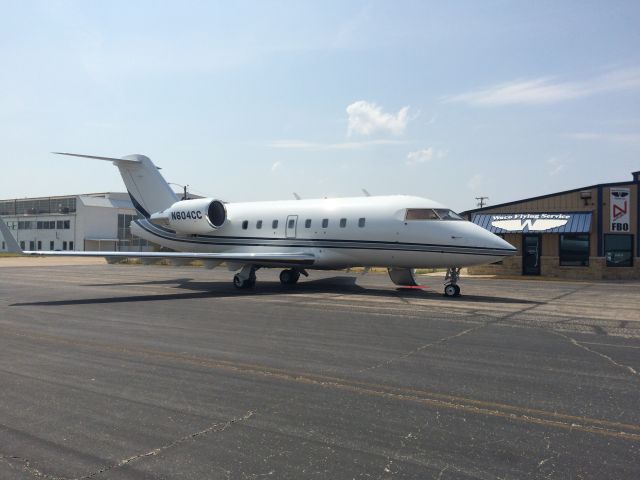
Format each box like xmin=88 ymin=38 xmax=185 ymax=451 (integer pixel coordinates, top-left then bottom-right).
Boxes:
xmin=0 ymin=264 xmax=639 ymax=479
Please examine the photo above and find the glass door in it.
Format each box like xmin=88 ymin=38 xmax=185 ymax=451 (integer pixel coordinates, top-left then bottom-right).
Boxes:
xmin=522 ymin=234 xmax=541 ymax=275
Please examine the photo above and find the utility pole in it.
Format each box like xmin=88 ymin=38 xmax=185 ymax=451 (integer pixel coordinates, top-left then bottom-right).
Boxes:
xmin=475 ymin=196 xmax=489 ymax=208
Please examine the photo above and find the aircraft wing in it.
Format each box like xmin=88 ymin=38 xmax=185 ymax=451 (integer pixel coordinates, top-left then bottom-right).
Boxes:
xmin=19 ymin=250 xmax=314 ymax=265
xmin=0 ymin=217 xmax=315 ymax=266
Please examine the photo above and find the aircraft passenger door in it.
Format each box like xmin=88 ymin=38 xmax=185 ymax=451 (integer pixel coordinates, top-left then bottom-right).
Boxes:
xmin=285 ymin=215 xmax=298 ymax=239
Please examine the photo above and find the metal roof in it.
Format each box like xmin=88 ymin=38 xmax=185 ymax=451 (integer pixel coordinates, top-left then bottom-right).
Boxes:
xmin=472 ymin=212 xmax=592 ymax=234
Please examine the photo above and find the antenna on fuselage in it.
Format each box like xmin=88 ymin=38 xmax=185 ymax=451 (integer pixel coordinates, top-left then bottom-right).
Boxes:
xmin=362 ymin=189 xmax=371 ymax=197
xmin=293 ymin=192 xmax=301 ymax=200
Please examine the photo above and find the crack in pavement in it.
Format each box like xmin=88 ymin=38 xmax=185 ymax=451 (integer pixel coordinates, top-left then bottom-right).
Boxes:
xmin=0 ymin=454 xmax=64 ymax=480
xmin=79 ymin=409 xmax=255 ymax=479
xmin=551 ymin=330 xmax=639 ymax=378
xmin=358 ymin=284 xmax=594 ymax=374
xmin=1 ymin=411 xmax=255 ymax=480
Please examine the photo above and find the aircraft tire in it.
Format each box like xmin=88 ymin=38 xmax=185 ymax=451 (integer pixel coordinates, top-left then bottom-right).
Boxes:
xmin=444 ymin=284 xmax=459 ymax=297
xmin=280 ymin=269 xmax=300 ymax=285
xmin=233 ymin=274 xmax=252 ymax=289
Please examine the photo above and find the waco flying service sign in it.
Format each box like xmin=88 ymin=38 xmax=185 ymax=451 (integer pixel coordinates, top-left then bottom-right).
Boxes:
xmin=471 ymin=212 xmax=592 ymax=234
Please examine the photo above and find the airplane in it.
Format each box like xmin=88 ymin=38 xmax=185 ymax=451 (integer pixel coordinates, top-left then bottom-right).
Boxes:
xmin=0 ymin=153 xmax=516 ymax=296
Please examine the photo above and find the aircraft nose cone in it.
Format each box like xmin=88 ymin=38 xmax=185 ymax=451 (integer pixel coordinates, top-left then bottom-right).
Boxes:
xmin=472 ymin=223 xmax=516 ymax=254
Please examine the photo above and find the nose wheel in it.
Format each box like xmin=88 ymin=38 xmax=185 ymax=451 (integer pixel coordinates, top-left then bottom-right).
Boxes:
xmin=443 ymin=267 xmax=461 ymax=297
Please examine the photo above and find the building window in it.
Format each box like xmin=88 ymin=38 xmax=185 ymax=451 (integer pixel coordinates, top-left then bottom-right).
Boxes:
xmin=559 ymin=234 xmax=589 ymax=266
xmin=56 ymin=220 xmax=64 ymax=229
xmin=37 ymin=241 xmax=42 ymax=250
xmin=272 ymin=220 xmax=278 ymax=229
xmin=256 ymin=220 xmax=262 ymax=229
xmin=49 ymin=241 xmax=54 ymax=250
xmin=339 ymin=218 xmax=347 ymax=228
xmin=20 ymin=241 xmax=25 ymax=250
xmin=305 ymin=219 xmax=311 ymax=228
xmin=62 ymin=241 xmax=67 ymax=250
xmin=322 ymin=219 xmax=328 ymax=228
xmin=242 ymin=220 xmax=248 ymax=230
xmin=69 ymin=241 xmax=74 ymax=250
xmin=358 ymin=218 xmax=366 ymax=228
xmin=605 ymin=234 xmax=633 ymax=267
xmin=64 ymin=220 xmax=70 ymax=229
xmin=1 ymin=241 xmax=4 ymax=250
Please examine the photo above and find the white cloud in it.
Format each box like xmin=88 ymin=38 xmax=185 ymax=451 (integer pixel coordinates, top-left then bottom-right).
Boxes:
xmin=346 ymin=100 xmax=411 ymax=136
xmin=546 ymin=157 xmax=565 ymax=176
xmin=441 ymin=67 xmax=640 ymax=106
xmin=271 ymin=161 xmax=282 ymax=171
xmin=406 ymin=148 xmax=434 ymax=165
xmin=267 ymin=139 xmax=406 ymax=150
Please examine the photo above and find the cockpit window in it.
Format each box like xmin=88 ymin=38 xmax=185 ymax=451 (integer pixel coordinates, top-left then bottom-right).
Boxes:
xmin=434 ymin=209 xmax=463 ymax=220
xmin=405 ymin=209 xmax=439 ymax=220
xmin=405 ymin=208 xmax=463 ymax=221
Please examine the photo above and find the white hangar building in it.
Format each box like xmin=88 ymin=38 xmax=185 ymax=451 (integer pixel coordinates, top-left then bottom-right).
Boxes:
xmin=0 ymin=192 xmax=155 ymax=252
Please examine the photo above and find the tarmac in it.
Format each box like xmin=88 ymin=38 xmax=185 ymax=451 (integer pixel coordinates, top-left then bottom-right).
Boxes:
xmin=0 ymin=262 xmax=639 ymax=479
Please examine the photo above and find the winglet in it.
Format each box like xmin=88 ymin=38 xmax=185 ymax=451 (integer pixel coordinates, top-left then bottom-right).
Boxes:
xmin=0 ymin=217 xmax=23 ymax=253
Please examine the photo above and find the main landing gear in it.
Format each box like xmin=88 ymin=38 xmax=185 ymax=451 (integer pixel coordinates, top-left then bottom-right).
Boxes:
xmin=233 ymin=265 xmax=257 ymax=289
xmin=232 ymin=266 xmax=308 ymax=289
xmin=443 ymin=267 xmax=461 ymax=297
xmin=279 ymin=268 xmax=308 ymax=286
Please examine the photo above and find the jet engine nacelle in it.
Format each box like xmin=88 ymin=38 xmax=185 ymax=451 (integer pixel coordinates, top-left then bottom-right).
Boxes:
xmin=151 ymin=198 xmax=227 ymax=234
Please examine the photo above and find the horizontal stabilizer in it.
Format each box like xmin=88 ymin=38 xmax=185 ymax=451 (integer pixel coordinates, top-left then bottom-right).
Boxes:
xmin=52 ymin=152 xmax=141 ymax=164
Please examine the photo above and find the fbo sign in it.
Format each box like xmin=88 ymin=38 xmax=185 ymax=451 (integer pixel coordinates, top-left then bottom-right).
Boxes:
xmin=610 ymin=188 xmax=630 ymax=232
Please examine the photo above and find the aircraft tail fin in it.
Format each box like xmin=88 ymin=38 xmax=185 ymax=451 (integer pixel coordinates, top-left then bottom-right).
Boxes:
xmin=53 ymin=152 xmax=179 ymax=217
xmin=0 ymin=216 xmax=22 ymax=253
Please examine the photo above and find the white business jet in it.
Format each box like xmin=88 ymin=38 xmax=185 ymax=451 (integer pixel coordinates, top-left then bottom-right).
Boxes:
xmin=0 ymin=153 xmax=516 ymax=296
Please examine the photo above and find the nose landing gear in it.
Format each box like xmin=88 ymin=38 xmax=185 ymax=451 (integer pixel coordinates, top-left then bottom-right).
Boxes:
xmin=444 ymin=267 xmax=461 ymax=297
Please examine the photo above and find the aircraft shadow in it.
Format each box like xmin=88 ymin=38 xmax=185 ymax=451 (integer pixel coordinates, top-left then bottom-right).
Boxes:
xmin=12 ymin=276 xmax=542 ymax=307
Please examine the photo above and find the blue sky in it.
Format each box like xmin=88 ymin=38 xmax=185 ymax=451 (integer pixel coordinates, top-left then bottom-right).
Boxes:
xmin=1 ymin=0 xmax=639 ymax=211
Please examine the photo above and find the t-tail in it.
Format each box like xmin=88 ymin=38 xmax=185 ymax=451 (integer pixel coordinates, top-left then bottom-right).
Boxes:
xmin=53 ymin=152 xmax=178 ymax=217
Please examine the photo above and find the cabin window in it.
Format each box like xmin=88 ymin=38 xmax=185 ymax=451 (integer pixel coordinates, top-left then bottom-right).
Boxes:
xmin=305 ymin=219 xmax=311 ymax=228
xmin=433 ymin=209 xmax=463 ymax=220
xmin=358 ymin=218 xmax=366 ymax=228
xmin=322 ymin=219 xmax=328 ymax=228
xmin=242 ymin=220 xmax=248 ymax=230
xmin=405 ymin=209 xmax=439 ymax=220
xmin=272 ymin=220 xmax=278 ymax=229
xmin=340 ymin=218 xmax=347 ymax=228
xmin=256 ymin=220 xmax=262 ymax=229
xmin=288 ymin=219 xmax=295 ymax=229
